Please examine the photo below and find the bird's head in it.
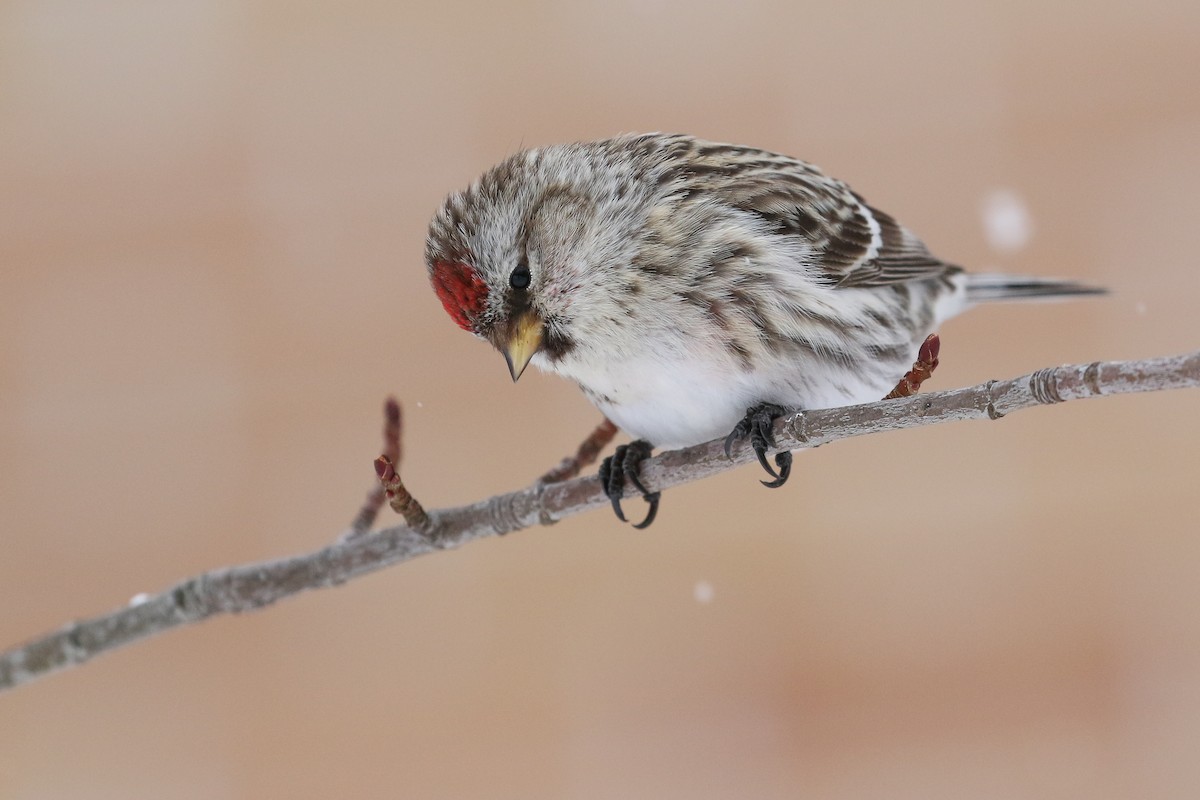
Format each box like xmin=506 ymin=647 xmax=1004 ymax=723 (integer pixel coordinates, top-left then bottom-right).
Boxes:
xmin=427 ymin=253 xmax=546 ymax=382
xmin=425 ymin=146 xmax=649 ymax=381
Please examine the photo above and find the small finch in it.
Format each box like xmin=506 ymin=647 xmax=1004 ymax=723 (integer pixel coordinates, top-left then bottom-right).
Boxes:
xmin=425 ymin=133 xmax=1103 ymax=527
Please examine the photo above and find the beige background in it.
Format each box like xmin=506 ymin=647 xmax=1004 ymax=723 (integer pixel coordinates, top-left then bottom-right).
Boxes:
xmin=2 ymin=1 xmax=1198 ymax=798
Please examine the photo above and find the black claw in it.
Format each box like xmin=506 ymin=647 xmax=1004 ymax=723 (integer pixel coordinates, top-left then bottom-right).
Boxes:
xmin=754 ymin=445 xmax=779 ymax=480
xmin=631 ymin=492 xmax=660 ymax=529
xmin=610 ymin=494 xmax=627 ymax=522
xmin=723 ymin=419 xmax=749 ymax=460
xmin=623 ymin=444 xmax=653 ymax=496
xmin=760 ymin=452 xmax=792 ymax=488
xmin=599 ymin=453 xmax=627 ymax=522
xmin=725 ymin=403 xmax=794 ymax=488
xmin=598 ymin=440 xmax=660 ymax=528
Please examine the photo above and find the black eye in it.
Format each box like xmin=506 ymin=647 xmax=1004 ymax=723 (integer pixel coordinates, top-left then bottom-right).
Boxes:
xmin=510 ymin=264 xmax=531 ymax=290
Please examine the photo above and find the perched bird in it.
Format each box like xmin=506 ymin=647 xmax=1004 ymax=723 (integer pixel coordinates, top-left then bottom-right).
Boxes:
xmin=425 ymin=133 xmax=1102 ymax=527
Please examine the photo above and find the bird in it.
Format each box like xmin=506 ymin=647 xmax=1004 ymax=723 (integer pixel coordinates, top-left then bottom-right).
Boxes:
xmin=424 ymin=133 xmax=1103 ymax=528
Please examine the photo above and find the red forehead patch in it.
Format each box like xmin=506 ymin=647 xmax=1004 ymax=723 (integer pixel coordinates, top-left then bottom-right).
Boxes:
xmin=431 ymin=261 xmax=488 ymax=332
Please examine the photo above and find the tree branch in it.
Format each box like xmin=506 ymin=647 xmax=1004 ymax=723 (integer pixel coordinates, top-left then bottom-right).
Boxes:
xmin=2 ymin=350 xmax=1197 ymax=694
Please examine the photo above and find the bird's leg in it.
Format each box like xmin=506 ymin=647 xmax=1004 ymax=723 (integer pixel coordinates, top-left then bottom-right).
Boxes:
xmin=598 ymin=440 xmax=660 ymax=529
xmin=884 ymin=333 xmax=941 ymax=400
xmin=538 ymin=418 xmax=618 ymax=484
xmin=723 ymin=403 xmax=793 ymax=488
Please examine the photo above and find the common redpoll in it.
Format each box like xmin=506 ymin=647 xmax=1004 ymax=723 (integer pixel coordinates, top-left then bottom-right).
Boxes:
xmin=425 ymin=133 xmax=1103 ymax=527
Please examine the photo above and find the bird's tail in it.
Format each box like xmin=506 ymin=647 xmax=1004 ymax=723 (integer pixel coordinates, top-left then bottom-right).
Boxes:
xmin=964 ymin=273 xmax=1107 ymax=304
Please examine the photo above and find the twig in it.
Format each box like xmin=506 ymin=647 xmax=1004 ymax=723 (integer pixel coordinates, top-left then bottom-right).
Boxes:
xmin=538 ymin=418 xmax=619 ymax=484
xmin=1 ymin=350 xmax=1197 ymax=694
xmin=346 ymin=397 xmax=403 ymax=536
xmin=374 ymin=455 xmax=432 ymax=534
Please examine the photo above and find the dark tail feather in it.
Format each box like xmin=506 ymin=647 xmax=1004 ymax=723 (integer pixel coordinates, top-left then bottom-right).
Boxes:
xmin=965 ymin=273 xmax=1108 ymax=303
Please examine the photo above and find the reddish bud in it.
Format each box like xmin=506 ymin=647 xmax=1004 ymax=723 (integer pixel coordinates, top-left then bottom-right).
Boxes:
xmin=919 ymin=333 xmax=941 ymax=367
xmin=374 ymin=456 xmax=393 ymax=480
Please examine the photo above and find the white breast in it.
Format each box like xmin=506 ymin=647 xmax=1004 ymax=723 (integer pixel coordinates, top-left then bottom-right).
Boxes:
xmin=540 ymin=345 xmax=898 ymax=450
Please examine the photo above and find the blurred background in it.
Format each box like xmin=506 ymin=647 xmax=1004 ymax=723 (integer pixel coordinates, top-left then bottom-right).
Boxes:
xmin=1 ymin=1 xmax=1198 ymax=797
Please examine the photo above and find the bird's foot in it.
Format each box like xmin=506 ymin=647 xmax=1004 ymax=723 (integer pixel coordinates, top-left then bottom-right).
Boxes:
xmin=884 ymin=333 xmax=941 ymax=400
xmin=598 ymin=440 xmax=660 ymax=529
xmin=723 ymin=403 xmax=793 ymax=488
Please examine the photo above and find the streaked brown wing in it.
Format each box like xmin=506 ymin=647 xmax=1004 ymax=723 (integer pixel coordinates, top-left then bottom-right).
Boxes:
xmin=680 ymin=143 xmax=955 ymax=288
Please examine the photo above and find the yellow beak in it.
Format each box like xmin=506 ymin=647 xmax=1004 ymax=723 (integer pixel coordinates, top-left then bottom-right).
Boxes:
xmin=503 ymin=311 xmax=544 ymax=382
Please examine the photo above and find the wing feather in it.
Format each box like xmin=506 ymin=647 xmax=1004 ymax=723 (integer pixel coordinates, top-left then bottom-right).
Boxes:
xmin=667 ymin=138 xmax=957 ymax=288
